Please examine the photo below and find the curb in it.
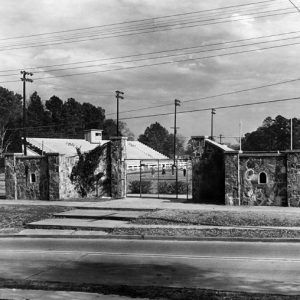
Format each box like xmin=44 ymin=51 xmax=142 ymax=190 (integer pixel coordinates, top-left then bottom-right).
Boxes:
xmin=73 ymin=206 xmax=157 ymax=211
xmin=1 ymin=233 xmax=300 ymax=243
xmin=0 ymin=279 xmax=298 ymax=300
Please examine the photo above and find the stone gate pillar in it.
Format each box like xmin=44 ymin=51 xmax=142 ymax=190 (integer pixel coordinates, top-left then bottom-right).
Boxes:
xmin=109 ymin=137 xmax=127 ymax=198
xmin=191 ymin=136 xmax=206 ymax=202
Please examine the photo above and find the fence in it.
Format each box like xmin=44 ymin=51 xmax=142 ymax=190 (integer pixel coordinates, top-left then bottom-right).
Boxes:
xmin=126 ymin=158 xmax=192 ymax=200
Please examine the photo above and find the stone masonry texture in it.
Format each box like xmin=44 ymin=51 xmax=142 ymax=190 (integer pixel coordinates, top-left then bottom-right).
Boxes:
xmin=286 ymin=152 xmax=300 ymax=207
xmin=192 ymin=139 xmax=300 ymax=207
xmin=5 ymin=138 xmax=127 ymax=200
xmin=239 ymin=154 xmax=287 ymax=206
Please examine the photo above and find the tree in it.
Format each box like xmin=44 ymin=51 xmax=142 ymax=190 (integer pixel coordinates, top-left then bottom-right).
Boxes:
xmin=82 ymin=102 xmax=105 ymax=130
xmin=27 ymin=91 xmax=49 ymax=137
xmin=0 ymin=86 xmax=22 ymax=155
xmin=45 ymin=95 xmax=64 ymax=137
xmin=102 ymin=119 xmax=134 ymax=140
xmin=242 ymin=115 xmax=298 ymax=151
xmin=61 ymin=98 xmax=83 ymax=137
xmin=138 ymin=122 xmax=184 ymax=157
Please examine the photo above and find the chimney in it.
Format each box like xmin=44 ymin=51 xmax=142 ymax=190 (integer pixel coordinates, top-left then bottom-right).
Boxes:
xmin=84 ymin=129 xmax=103 ymax=144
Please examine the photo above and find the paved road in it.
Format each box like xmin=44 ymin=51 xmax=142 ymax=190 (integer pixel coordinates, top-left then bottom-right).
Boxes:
xmin=0 ymin=288 xmax=148 ymax=300
xmin=0 ymin=238 xmax=299 ymax=296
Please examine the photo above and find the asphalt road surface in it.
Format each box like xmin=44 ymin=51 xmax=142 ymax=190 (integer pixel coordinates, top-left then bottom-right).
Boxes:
xmin=0 ymin=238 xmax=299 ymax=296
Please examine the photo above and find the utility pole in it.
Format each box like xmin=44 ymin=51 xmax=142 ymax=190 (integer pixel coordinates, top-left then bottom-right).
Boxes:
xmin=211 ymin=108 xmax=216 ymax=140
xmin=239 ymin=120 xmax=243 ymax=152
xmin=20 ymin=70 xmax=33 ymax=155
xmin=174 ymin=99 xmax=181 ymax=163
xmin=219 ymin=134 xmax=223 ymax=144
xmin=291 ymin=118 xmax=293 ymax=150
xmin=115 ymin=90 xmax=124 ymax=136
xmin=174 ymin=99 xmax=181 ymax=199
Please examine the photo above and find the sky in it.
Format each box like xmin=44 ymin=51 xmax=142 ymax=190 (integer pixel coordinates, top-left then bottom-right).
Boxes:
xmin=1 ymin=0 xmax=300 ymax=144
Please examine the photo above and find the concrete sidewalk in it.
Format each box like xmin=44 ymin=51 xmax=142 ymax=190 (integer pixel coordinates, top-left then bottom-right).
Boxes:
xmin=1 ymin=197 xmax=300 ymax=241
xmin=1 ymin=197 xmax=300 ymax=214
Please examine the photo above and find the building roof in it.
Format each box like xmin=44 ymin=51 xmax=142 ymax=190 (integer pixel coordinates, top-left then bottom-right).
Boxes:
xmin=26 ymin=137 xmax=169 ymax=160
xmin=205 ymin=138 xmax=234 ymax=152
xmin=126 ymin=141 xmax=169 ymax=161
xmin=27 ymin=137 xmax=109 ymax=156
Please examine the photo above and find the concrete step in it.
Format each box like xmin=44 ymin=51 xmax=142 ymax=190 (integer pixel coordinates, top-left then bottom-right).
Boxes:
xmin=54 ymin=209 xmax=147 ymax=220
xmin=17 ymin=229 xmax=109 ymax=236
xmin=26 ymin=218 xmax=130 ymax=231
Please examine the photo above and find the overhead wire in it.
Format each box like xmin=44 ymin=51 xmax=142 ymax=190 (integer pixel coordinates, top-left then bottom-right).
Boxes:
xmin=0 ymin=0 xmax=279 ymax=42
xmin=14 ymin=32 xmax=300 ymax=75
xmin=119 ymin=96 xmax=300 ymax=120
xmin=106 ymin=76 xmax=300 ymax=116
xmin=2 ymin=28 xmax=300 ymax=77
xmin=5 ymin=95 xmax=300 ymax=132
xmin=0 ymin=3 xmax=290 ymax=47
xmin=0 ymin=7 xmax=295 ymax=51
xmin=1 ymin=36 xmax=300 ymax=84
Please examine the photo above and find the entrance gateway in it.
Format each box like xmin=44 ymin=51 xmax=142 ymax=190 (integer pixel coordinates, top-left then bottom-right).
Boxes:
xmin=125 ymin=158 xmax=192 ymax=200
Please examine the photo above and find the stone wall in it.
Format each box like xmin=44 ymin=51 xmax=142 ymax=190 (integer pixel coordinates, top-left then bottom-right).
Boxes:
xmin=59 ymin=155 xmax=80 ymax=199
xmin=239 ymin=154 xmax=287 ymax=206
xmin=5 ymin=138 xmax=127 ymax=200
xmin=59 ymin=143 xmax=111 ymax=199
xmin=286 ymin=152 xmax=300 ymax=207
xmin=5 ymin=154 xmax=50 ymax=200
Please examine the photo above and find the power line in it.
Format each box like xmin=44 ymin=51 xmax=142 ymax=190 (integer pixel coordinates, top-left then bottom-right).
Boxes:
xmin=6 ymin=95 xmax=300 ymax=132
xmin=17 ymin=33 xmax=300 ymax=74
xmin=1 ymin=37 xmax=300 ymax=84
xmin=107 ymin=77 xmax=300 ymax=116
xmin=287 ymin=0 xmax=300 ymax=12
xmin=1 ymin=27 xmax=299 ymax=75
xmin=2 ymin=28 xmax=300 ymax=78
xmin=0 ymin=3 xmax=289 ymax=48
xmin=0 ymin=0 xmax=278 ymax=42
xmin=119 ymin=96 xmax=300 ymax=120
xmin=0 ymin=9 xmax=294 ymax=52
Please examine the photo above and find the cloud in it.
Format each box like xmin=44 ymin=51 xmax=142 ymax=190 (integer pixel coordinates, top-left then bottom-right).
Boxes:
xmin=1 ymin=0 xmax=300 ymax=139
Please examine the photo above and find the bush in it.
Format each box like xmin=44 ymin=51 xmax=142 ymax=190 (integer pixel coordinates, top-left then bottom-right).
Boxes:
xmin=158 ymin=181 xmax=188 ymax=194
xmin=129 ymin=180 xmax=152 ymax=194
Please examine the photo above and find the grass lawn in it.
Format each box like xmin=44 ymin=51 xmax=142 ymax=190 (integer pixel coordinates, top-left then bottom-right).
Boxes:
xmin=0 ymin=205 xmax=70 ymax=233
xmin=133 ymin=209 xmax=300 ymax=227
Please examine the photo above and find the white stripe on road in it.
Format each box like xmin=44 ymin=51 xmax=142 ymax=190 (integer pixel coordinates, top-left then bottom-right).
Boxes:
xmin=1 ymin=249 xmax=300 ymax=262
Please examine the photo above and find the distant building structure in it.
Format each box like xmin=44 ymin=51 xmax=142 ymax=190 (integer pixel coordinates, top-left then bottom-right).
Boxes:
xmin=192 ymin=136 xmax=300 ymax=207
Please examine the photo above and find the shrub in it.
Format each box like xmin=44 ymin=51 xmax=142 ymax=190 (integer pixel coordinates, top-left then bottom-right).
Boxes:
xmin=158 ymin=181 xmax=188 ymax=194
xmin=70 ymin=145 xmax=108 ymax=197
xmin=129 ymin=180 xmax=152 ymax=194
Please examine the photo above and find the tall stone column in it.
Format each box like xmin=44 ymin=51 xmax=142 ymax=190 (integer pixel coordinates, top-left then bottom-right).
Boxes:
xmin=109 ymin=137 xmax=127 ymax=198
xmin=46 ymin=153 xmax=60 ymax=200
xmin=224 ymin=153 xmax=239 ymax=205
xmin=286 ymin=152 xmax=300 ymax=207
xmin=191 ymin=136 xmax=206 ymax=202
xmin=4 ymin=154 xmax=17 ymax=200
